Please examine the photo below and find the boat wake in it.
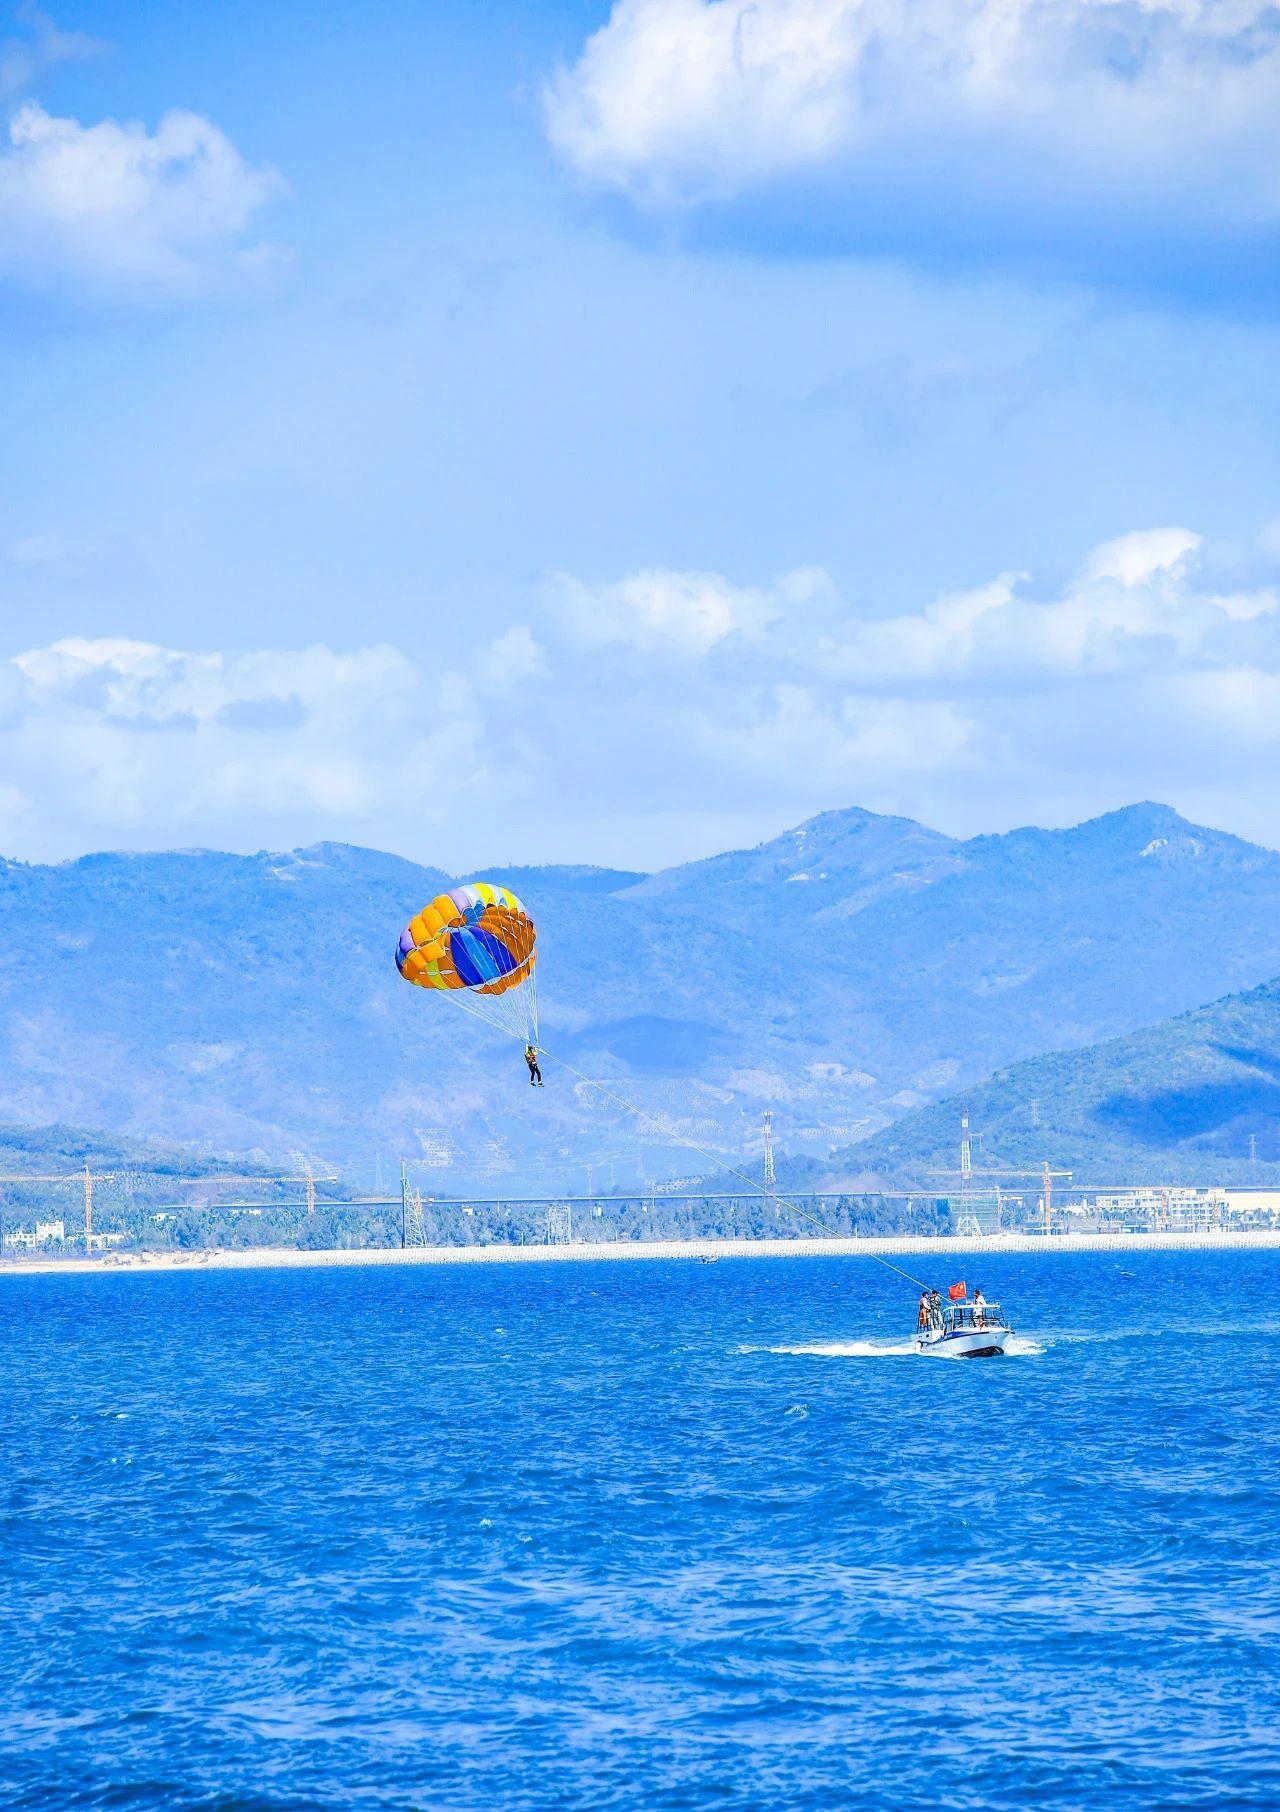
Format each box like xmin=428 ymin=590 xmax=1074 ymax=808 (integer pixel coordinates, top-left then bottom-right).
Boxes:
xmin=756 ymin=1333 xmax=1045 ymax=1359
xmin=766 ymin=1339 xmax=918 ymax=1358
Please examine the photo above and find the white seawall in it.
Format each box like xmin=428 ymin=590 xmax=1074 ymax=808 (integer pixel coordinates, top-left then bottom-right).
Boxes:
xmin=5 ymin=1228 xmax=1280 ymax=1275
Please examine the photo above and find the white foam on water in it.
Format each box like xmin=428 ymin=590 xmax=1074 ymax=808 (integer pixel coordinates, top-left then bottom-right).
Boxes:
xmin=1003 ymin=1334 xmax=1045 ymax=1357
xmin=746 ymin=1333 xmax=1047 ymax=1360
xmin=768 ymin=1339 xmax=919 ymax=1358
xmin=909 ymin=1332 xmax=1045 ymax=1359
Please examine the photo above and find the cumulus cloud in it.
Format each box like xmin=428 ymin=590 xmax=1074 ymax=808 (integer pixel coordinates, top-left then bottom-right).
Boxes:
xmin=6 ymin=527 xmax=1280 ymax=867
xmin=816 ymin=527 xmax=1280 ymax=687
xmin=545 ymin=0 xmax=1280 ymax=280
xmin=547 ymin=564 xmax=828 ymax=655
xmin=0 ymin=102 xmax=283 ymax=295
xmin=677 ymin=683 xmax=973 ymax=782
xmin=0 ymin=637 xmax=488 ymax=853
xmin=475 ymin=624 xmax=547 ymax=694
xmin=1080 ymin=528 xmax=1200 ymax=590
xmin=521 ymin=524 xmax=1280 ymax=860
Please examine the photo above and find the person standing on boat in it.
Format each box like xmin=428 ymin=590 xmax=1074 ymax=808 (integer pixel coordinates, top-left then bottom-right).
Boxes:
xmin=973 ymin=1287 xmax=987 ymax=1328
xmin=917 ymin=1291 xmax=931 ymax=1333
xmin=929 ymin=1288 xmax=943 ymax=1328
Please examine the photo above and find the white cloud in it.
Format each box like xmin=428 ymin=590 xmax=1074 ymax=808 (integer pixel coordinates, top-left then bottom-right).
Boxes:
xmin=817 ymin=528 xmax=1280 ymax=686
xmin=1079 ymin=528 xmax=1200 ymax=590
xmin=0 ymin=637 xmax=477 ymax=851
xmin=547 ymin=0 xmax=859 ymax=198
xmin=680 ymin=682 xmax=973 ymax=780
xmin=519 ymin=524 xmax=1280 ymax=860
xmin=547 ymin=564 xmax=827 ymax=655
xmin=0 ymin=103 xmax=283 ymax=295
xmin=6 ymin=532 xmax=69 ymax=571
xmin=1166 ymin=668 xmax=1280 ymax=747
xmin=0 ymin=8 xmax=103 ymax=100
xmin=475 ymin=624 xmax=547 ymax=694
xmin=545 ymin=0 xmax=1280 ymax=272
xmin=6 ymin=525 xmax=1280 ymax=867
xmin=14 ymin=637 xmax=417 ymax=732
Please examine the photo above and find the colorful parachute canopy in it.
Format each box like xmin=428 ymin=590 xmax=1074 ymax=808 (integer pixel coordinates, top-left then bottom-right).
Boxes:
xmin=396 ymin=883 xmax=537 ymax=1042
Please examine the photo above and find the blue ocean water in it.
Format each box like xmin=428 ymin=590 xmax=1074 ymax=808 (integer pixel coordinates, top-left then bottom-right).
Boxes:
xmin=2 ymin=1250 xmax=1279 ymax=1811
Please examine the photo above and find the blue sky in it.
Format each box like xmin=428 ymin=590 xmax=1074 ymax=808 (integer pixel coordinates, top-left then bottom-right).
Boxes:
xmin=1 ymin=0 xmax=1280 ymax=869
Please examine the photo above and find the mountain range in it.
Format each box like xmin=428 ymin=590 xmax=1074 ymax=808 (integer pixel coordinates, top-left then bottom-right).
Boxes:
xmin=4 ymin=800 xmax=1280 ymax=1190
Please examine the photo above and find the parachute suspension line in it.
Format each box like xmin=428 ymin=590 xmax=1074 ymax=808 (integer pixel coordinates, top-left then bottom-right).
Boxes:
xmin=445 ymin=922 xmax=537 ymax=1044
xmin=437 ymin=977 xmax=537 ymax=1045
xmin=461 ymin=912 xmax=534 ymax=1041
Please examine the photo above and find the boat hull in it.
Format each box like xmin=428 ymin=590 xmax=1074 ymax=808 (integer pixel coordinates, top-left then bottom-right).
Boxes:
xmin=917 ymin=1326 xmax=1009 ymax=1358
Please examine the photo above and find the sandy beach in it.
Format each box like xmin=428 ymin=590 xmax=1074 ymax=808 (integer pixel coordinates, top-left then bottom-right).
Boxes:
xmin=4 ymin=1227 xmax=1280 ymax=1275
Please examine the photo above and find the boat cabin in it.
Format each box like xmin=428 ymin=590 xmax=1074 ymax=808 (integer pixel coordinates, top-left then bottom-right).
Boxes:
xmin=938 ymin=1300 xmax=1008 ymax=1333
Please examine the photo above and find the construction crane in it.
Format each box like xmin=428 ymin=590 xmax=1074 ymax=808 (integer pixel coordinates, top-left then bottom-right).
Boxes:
xmin=927 ymin=1163 xmax=1074 ymax=1236
xmin=926 ymin=1109 xmax=1073 ymax=1235
xmin=929 ymin=1111 xmax=1072 ymax=1234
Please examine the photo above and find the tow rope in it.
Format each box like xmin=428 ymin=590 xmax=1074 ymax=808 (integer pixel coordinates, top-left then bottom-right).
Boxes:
xmin=536 ymin=1045 xmax=939 ymax=1294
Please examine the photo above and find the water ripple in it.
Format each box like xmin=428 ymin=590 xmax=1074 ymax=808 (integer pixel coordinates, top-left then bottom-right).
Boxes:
xmin=2 ymin=1249 xmax=1278 ymax=1809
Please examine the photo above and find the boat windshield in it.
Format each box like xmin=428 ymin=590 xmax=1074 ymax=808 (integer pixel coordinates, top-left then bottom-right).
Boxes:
xmin=943 ymin=1302 xmax=1008 ymax=1330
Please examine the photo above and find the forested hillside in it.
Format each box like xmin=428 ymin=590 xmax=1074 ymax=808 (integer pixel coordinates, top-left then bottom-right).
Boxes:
xmin=839 ymin=977 xmax=1280 ymax=1187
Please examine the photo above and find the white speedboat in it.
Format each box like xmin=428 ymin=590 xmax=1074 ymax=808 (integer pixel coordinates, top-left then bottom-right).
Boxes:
xmin=917 ymin=1299 xmax=1011 ymax=1358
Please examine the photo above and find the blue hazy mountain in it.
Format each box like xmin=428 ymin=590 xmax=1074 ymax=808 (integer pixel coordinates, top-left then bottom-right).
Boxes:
xmin=836 ymin=974 xmax=1280 ymax=1188
xmin=4 ymin=801 xmax=1280 ymax=1189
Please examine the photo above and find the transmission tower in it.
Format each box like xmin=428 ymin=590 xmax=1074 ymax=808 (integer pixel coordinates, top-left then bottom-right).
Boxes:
xmin=762 ymin=1111 xmax=776 ymax=1189
xmin=960 ymin=1109 xmax=972 ymax=1181
xmin=396 ymin=1159 xmax=426 ymax=1246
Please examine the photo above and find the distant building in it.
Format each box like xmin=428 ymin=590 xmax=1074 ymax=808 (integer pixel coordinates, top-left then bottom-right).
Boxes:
xmin=1106 ymin=1190 xmax=1280 ymax=1230
xmin=1220 ymin=1191 xmax=1280 ymax=1227
xmin=1085 ymin=1188 xmax=1226 ymax=1231
xmin=4 ymin=1218 xmax=66 ymax=1251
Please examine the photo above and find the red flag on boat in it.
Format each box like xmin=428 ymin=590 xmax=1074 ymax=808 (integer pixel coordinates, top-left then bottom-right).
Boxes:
xmin=948 ymin=1281 xmax=967 ymax=1301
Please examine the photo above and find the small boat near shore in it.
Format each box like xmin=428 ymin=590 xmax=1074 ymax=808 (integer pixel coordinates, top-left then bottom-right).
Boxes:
xmin=917 ymin=1298 xmax=1012 ymax=1358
